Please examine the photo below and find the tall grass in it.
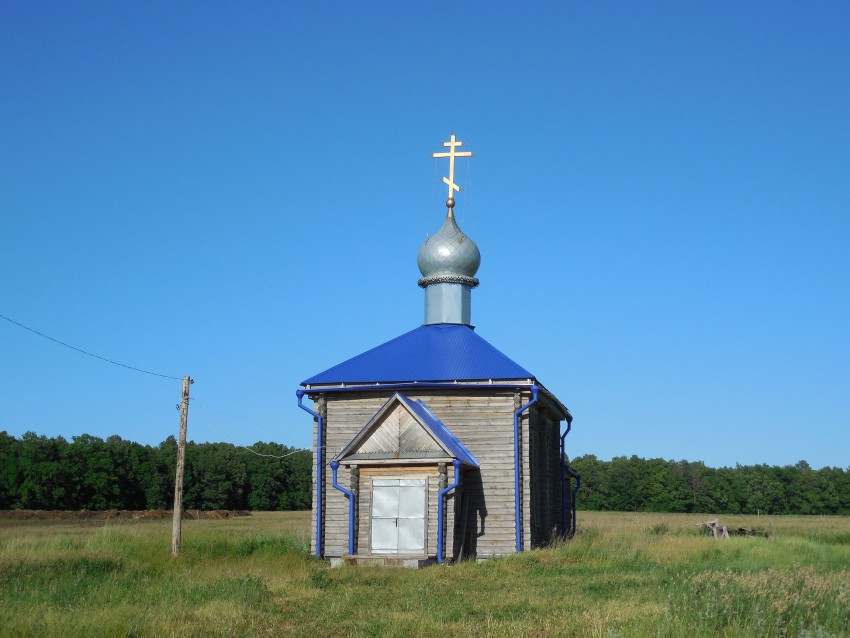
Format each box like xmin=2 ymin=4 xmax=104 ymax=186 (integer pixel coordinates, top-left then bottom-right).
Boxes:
xmin=1 ymin=511 xmax=848 ymax=637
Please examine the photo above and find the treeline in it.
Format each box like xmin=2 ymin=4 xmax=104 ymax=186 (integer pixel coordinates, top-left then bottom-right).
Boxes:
xmin=4 ymin=431 xmax=849 ymax=516
xmin=571 ymin=455 xmax=850 ymax=515
xmin=0 ymin=432 xmax=311 ymax=511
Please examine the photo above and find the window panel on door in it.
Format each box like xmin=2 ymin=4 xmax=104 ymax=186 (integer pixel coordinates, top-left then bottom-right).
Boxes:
xmin=372 ymin=483 xmax=398 ymax=518
xmin=371 ymin=518 xmax=398 ymax=552
xmin=398 ymin=481 xmax=426 ymax=518
xmin=398 ymin=517 xmax=425 ymax=553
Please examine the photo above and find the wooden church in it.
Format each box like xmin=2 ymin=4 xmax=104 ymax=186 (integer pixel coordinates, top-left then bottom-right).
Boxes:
xmin=297 ymin=135 xmax=579 ymax=566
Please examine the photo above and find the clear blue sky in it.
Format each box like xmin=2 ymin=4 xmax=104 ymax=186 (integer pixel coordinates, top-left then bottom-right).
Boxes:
xmin=2 ymin=2 xmax=848 ymax=469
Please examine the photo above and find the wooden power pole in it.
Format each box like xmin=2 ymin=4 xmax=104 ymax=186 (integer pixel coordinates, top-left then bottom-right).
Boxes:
xmin=171 ymin=375 xmax=192 ymax=558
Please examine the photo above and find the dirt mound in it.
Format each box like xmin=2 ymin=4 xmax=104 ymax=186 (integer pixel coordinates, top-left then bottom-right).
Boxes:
xmin=0 ymin=509 xmax=253 ymax=521
xmin=181 ymin=509 xmax=252 ymax=520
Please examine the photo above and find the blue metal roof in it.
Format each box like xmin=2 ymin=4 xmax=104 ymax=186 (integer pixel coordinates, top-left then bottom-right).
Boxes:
xmin=301 ymin=323 xmax=534 ymax=386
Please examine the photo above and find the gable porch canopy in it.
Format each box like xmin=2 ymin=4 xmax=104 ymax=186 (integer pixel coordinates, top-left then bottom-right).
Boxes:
xmin=334 ymin=392 xmax=480 ymax=467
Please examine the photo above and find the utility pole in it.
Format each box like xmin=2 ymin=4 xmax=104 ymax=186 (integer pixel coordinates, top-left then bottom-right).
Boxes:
xmin=171 ymin=376 xmax=192 ymax=558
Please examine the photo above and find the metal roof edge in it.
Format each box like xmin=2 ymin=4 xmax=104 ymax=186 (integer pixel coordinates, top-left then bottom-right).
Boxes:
xmin=537 ymin=384 xmax=572 ymax=422
xmin=302 ymin=380 xmax=538 ymax=393
xmin=301 ymin=379 xmax=572 ymax=424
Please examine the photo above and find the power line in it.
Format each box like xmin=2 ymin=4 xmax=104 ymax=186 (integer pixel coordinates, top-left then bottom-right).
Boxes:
xmin=241 ymin=446 xmax=308 ymax=460
xmin=0 ymin=312 xmax=182 ymax=380
xmin=192 ymin=398 xmax=308 ymax=459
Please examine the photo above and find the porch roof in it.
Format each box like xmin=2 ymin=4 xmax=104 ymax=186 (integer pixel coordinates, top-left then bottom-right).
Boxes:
xmin=335 ymin=392 xmax=480 ymax=468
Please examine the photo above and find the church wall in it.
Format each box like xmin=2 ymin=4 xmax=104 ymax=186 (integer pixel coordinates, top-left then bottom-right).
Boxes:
xmin=322 ymin=394 xmax=387 ymax=557
xmin=548 ymin=406 xmax=565 ymax=539
xmin=416 ymin=391 xmax=519 ymax=558
xmin=318 ymin=393 xmax=452 ymax=558
xmin=313 ymin=389 xmax=527 ymax=559
xmin=311 ymin=387 xmax=568 ymax=559
xmin=529 ymin=404 xmax=565 ymax=547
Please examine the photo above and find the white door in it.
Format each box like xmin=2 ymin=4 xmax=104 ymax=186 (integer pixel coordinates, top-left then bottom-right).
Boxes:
xmin=371 ymin=478 xmax=426 ymax=554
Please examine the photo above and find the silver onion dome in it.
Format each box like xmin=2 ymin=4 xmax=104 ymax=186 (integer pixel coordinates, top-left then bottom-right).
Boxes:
xmin=417 ymin=209 xmax=481 ymax=285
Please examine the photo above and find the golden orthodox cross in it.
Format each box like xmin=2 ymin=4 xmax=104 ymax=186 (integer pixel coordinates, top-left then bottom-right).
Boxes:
xmin=433 ymin=133 xmax=473 ymax=203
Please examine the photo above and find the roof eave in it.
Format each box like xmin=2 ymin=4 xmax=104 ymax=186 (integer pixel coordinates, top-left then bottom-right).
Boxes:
xmin=302 ymin=378 xmax=539 ymax=393
xmin=301 ymin=379 xmax=573 ymax=423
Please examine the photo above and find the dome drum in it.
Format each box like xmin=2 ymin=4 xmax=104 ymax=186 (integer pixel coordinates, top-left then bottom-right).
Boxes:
xmin=424 ymin=282 xmax=473 ymax=325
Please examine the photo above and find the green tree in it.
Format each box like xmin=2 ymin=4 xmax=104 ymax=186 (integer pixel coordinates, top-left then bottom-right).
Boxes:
xmin=279 ymin=449 xmax=312 ymax=510
xmin=65 ymin=434 xmax=121 ymax=509
xmin=16 ymin=432 xmax=71 ymax=509
xmin=607 ymin=456 xmax=642 ymax=511
xmin=184 ymin=442 xmax=247 ymax=510
xmin=742 ymin=466 xmax=785 ymax=515
xmin=820 ymin=466 xmax=850 ymax=515
xmin=245 ymin=443 xmax=286 ymax=510
xmin=570 ymin=454 xmax=608 ymax=510
xmin=0 ymin=432 xmax=20 ymax=509
xmin=636 ymin=458 xmax=690 ymax=512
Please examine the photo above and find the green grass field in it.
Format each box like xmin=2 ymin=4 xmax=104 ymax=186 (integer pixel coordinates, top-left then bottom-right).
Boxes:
xmin=1 ymin=511 xmax=848 ymax=637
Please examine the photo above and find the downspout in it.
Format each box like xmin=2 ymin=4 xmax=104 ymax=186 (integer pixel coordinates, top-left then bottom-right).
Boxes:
xmin=560 ymin=416 xmax=572 ymax=538
xmin=329 ymin=461 xmax=355 ymax=556
xmin=567 ymin=467 xmax=582 ymax=537
xmin=514 ymin=385 xmax=539 ymax=553
xmin=437 ymin=459 xmax=462 ymax=564
xmin=296 ymin=389 xmax=323 ymax=558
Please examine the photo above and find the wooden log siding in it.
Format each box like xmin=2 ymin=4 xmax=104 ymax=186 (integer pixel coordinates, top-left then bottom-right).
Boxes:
xmin=550 ymin=407 xmax=565 ymax=539
xmin=310 ymin=388 xmax=568 ymax=559
xmin=309 ymin=396 xmax=327 ymax=557
xmin=321 ymin=394 xmax=386 ymax=557
xmin=311 ymin=390 xmax=515 ymax=558
xmin=529 ymin=406 xmax=564 ymax=547
xmin=421 ymin=391 xmax=522 ymax=558
xmin=546 ymin=409 xmax=562 ymax=541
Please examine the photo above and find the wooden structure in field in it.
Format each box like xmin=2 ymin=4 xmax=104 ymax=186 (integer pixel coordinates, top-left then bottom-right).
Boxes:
xmin=297 ymin=135 xmax=579 ymax=565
